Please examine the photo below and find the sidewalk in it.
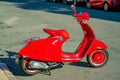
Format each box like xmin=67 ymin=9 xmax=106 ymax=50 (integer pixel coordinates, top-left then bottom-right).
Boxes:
xmin=0 ymin=62 xmax=17 ymax=80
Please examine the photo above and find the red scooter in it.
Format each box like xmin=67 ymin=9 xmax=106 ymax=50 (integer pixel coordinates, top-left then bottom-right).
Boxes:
xmin=16 ymin=5 xmax=109 ymax=75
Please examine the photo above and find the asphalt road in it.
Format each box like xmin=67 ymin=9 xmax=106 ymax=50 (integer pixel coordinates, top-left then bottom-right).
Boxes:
xmin=0 ymin=0 xmax=120 ymax=80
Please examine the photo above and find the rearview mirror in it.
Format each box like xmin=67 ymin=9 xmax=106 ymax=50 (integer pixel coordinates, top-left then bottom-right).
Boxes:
xmin=71 ymin=5 xmax=76 ymax=10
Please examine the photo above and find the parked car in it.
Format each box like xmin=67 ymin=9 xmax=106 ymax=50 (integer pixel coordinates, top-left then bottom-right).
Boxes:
xmin=62 ymin=0 xmax=86 ymax=5
xmin=85 ymin=0 xmax=120 ymax=11
xmin=51 ymin=0 xmax=62 ymax=3
xmin=46 ymin=0 xmax=86 ymax=5
xmin=45 ymin=0 xmax=62 ymax=3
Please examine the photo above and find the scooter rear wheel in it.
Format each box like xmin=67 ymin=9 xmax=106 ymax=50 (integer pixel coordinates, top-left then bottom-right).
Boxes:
xmin=87 ymin=50 xmax=109 ymax=68
xmin=20 ymin=58 xmax=39 ymax=75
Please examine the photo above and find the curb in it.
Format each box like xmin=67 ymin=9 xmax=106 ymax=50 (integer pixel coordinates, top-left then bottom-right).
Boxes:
xmin=0 ymin=62 xmax=17 ymax=80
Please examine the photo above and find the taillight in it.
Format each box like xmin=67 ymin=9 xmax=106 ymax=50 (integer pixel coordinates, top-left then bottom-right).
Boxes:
xmin=26 ymin=37 xmax=40 ymax=43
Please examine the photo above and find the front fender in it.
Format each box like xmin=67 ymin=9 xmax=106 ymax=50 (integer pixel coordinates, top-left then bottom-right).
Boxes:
xmin=87 ymin=40 xmax=108 ymax=55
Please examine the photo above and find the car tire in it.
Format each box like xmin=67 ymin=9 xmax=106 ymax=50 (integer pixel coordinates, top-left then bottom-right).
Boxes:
xmin=86 ymin=1 xmax=91 ymax=8
xmin=73 ymin=0 xmax=77 ymax=6
xmin=103 ymin=3 xmax=109 ymax=11
xmin=53 ymin=0 xmax=57 ymax=2
xmin=63 ymin=0 xmax=67 ymax=4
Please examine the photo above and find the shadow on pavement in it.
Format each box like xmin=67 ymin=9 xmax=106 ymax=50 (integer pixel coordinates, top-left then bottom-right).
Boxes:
xmin=0 ymin=49 xmax=91 ymax=76
xmin=69 ymin=61 xmax=90 ymax=68
xmin=0 ymin=50 xmax=24 ymax=76
xmin=0 ymin=0 xmax=120 ymax=22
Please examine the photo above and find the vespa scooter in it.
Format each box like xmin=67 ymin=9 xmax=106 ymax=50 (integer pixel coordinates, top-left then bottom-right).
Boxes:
xmin=16 ymin=5 xmax=109 ymax=75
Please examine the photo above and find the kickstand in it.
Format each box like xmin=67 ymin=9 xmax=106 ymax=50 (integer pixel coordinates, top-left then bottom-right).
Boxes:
xmin=39 ymin=69 xmax=51 ymax=75
xmin=47 ymin=69 xmax=51 ymax=75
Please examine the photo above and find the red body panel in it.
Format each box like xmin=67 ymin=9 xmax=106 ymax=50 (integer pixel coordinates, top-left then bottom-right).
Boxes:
xmin=18 ymin=8 xmax=108 ymax=63
xmin=90 ymin=0 xmax=103 ymax=8
xmin=18 ymin=38 xmax=63 ymax=62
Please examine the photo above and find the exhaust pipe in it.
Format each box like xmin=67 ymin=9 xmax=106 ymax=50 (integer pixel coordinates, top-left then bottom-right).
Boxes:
xmin=28 ymin=61 xmax=49 ymax=69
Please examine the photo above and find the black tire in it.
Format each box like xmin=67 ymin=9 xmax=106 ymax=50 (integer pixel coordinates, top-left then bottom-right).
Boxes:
xmin=52 ymin=0 xmax=57 ymax=2
xmin=45 ymin=0 xmax=50 ymax=2
xmin=73 ymin=0 xmax=77 ymax=6
xmin=87 ymin=50 xmax=109 ymax=68
xmin=63 ymin=0 xmax=67 ymax=4
xmin=20 ymin=58 xmax=39 ymax=76
xmin=103 ymin=3 xmax=109 ymax=11
xmin=86 ymin=1 xmax=91 ymax=8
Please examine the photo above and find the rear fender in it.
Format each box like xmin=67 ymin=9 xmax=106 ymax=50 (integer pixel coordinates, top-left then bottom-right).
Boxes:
xmin=18 ymin=38 xmax=62 ymax=61
xmin=18 ymin=41 xmax=40 ymax=58
xmin=87 ymin=40 xmax=108 ymax=55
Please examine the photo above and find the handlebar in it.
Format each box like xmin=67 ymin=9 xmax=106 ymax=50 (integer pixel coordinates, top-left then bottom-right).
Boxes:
xmin=71 ymin=5 xmax=90 ymax=22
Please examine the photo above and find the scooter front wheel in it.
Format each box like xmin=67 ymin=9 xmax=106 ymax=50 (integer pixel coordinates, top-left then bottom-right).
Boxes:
xmin=87 ymin=50 xmax=109 ymax=68
xmin=20 ymin=58 xmax=39 ymax=76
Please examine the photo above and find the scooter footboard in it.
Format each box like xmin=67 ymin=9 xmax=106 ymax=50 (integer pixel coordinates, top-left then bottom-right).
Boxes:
xmin=87 ymin=40 xmax=108 ymax=55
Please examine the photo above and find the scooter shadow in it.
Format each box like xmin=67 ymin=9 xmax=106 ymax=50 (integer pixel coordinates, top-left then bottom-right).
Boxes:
xmin=0 ymin=49 xmax=91 ymax=76
xmin=50 ymin=62 xmax=91 ymax=71
xmin=0 ymin=49 xmax=25 ymax=76
xmin=68 ymin=61 xmax=91 ymax=68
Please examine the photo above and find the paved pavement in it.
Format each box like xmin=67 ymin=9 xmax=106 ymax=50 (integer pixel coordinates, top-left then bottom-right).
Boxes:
xmin=0 ymin=62 xmax=9 ymax=80
xmin=0 ymin=61 xmax=17 ymax=80
xmin=0 ymin=0 xmax=120 ymax=80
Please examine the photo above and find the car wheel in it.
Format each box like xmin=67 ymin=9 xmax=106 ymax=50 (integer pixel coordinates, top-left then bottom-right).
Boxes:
xmin=73 ymin=0 xmax=77 ymax=6
xmin=53 ymin=0 xmax=57 ymax=2
xmin=44 ymin=0 xmax=49 ymax=1
xmin=104 ymin=3 xmax=109 ymax=11
xmin=86 ymin=1 xmax=91 ymax=8
xmin=63 ymin=0 xmax=67 ymax=4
